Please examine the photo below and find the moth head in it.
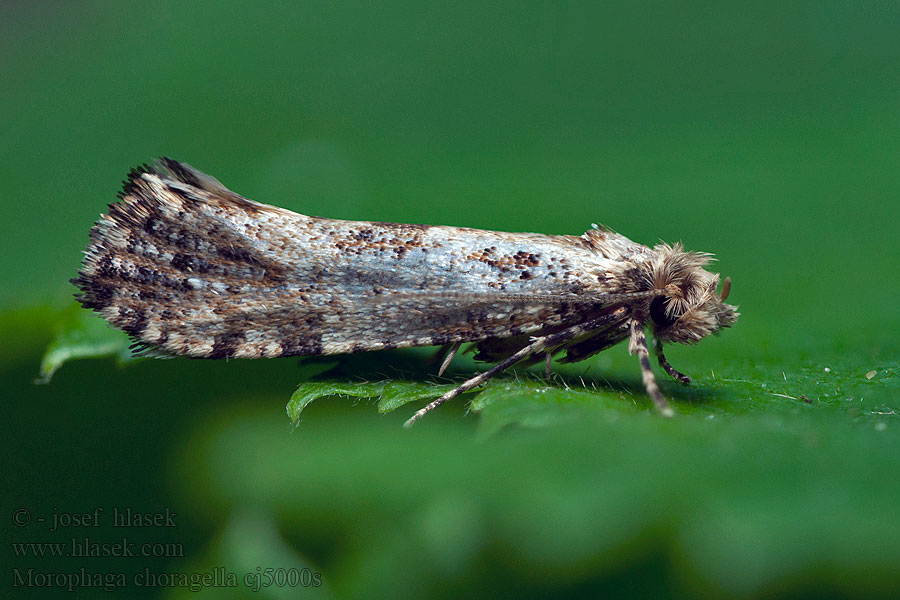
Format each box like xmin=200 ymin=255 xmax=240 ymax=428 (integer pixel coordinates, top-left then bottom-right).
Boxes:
xmin=642 ymin=243 xmax=739 ymax=344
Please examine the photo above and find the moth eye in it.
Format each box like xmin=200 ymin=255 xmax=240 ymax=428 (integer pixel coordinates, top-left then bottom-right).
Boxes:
xmin=650 ymin=296 xmax=677 ymax=328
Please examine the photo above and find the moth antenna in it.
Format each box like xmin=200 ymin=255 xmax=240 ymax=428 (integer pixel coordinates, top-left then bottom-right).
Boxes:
xmin=438 ymin=342 xmax=461 ymax=377
xmin=404 ymin=311 xmax=626 ymax=427
xmin=592 ymin=288 xmax=668 ymax=305
xmin=720 ymin=276 xmax=732 ymax=301
xmin=628 ymin=319 xmax=674 ymax=417
xmin=361 ymin=289 xmax=665 ymax=308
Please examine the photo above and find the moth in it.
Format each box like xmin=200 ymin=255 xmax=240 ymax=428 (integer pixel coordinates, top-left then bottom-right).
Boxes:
xmin=73 ymin=158 xmax=739 ymax=426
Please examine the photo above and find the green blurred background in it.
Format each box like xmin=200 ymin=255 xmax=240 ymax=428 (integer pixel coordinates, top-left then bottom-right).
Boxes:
xmin=3 ymin=2 xmax=899 ymax=598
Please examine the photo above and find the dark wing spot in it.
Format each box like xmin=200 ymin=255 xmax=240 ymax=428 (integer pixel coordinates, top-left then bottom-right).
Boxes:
xmin=209 ymin=331 xmax=245 ymax=359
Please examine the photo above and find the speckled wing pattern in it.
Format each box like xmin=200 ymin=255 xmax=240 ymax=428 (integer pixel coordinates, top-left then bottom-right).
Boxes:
xmin=72 ymin=159 xmax=651 ymax=361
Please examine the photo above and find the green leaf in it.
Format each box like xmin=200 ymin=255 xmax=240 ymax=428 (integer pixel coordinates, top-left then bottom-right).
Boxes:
xmin=285 ymin=346 xmax=900 ymax=434
xmin=375 ymin=380 xmax=458 ymax=413
xmin=37 ymin=304 xmax=136 ymax=383
xmin=470 ymin=377 xmax=642 ymax=436
xmin=287 ymin=379 xmax=458 ymax=423
xmin=288 ymin=381 xmax=386 ymax=421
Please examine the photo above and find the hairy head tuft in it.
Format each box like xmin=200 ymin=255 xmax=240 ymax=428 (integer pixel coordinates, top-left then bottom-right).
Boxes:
xmin=644 ymin=243 xmax=739 ymax=344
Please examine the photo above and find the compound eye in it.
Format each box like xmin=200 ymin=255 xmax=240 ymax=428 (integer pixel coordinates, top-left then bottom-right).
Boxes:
xmin=650 ymin=296 xmax=677 ymax=328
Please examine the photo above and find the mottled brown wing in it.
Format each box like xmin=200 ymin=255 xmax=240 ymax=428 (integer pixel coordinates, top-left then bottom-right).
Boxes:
xmin=73 ymin=159 xmax=647 ymax=359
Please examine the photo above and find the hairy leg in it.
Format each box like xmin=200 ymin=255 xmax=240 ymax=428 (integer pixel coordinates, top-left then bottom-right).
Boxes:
xmin=438 ymin=341 xmax=462 ymax=377
xmin=654 ymin=338 xmax=691 ymax=384
xmin=404 ymin=312 xmax=625 ymax=427
xmin=629 ymin=320 xmax=674 ymax=417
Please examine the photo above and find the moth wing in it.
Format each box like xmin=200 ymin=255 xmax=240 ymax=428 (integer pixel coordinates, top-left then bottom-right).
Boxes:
xmin=75 ymin=159 xmax=641 ymax=360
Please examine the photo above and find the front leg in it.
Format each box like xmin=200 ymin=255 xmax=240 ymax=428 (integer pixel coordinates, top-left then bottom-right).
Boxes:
xmin=629 ymin=320 xmax=674 ymax=417
xmin=654 ymin=338 xmax=691 ymax=385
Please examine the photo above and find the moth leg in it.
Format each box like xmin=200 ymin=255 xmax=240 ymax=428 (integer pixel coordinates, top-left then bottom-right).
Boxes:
xmin=654 ymin=338 xmax=691 ymax=385
xmin=628 ymin=319 xmax=674 ymax=417
xmin=438 ymin=342 xmax=462 ymax=377
xmin=405 ymin=340 xmax=550 ymax=427
xmin=545 ymin=352 xmax=552 ymax=379
xmin=404 ymin=314 xmax=616 ymax=428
